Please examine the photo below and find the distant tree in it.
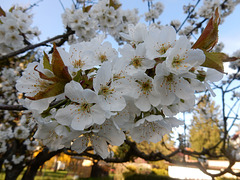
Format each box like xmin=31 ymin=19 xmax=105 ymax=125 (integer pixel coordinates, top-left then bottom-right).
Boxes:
xmin=189 ymin=95 xmax=223 ymax=157
xmin=112 ymin=135 xmax=175 ymax=169
xmin=136 ymin=135 xmax=175 ymax=155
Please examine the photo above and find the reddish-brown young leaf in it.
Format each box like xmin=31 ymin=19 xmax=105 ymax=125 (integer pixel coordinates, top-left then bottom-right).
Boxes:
xmin=52 ymin=44 xmax=72 ymax=82
xmin=82 ymin=5 xmax=92 ymax=13
xmin=192 ymin=8 xmax=220 ymax=51
xmin=26 ymin=81 xmax=66 ymax=100
xmin=33 ymin=65 xmax=58 ymax=82
xmin=109 ymin=0 xmax=122 ymax=10
xmin=0 ymin=7 xmax=6 ymax=17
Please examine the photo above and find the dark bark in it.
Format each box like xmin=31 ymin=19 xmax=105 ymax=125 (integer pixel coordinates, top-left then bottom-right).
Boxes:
xmin=5 ymin=164 xmax=25 ymax=180
xmin=0 ymin=159 xmax=3 ymax=172
xmin=91 ymin=161 xmax=102 ymax=177
xmin=21 ymin=147 xmax=63 ymax=180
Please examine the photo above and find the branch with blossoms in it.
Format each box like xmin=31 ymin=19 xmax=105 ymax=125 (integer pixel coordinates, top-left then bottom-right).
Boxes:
xmin=2 ymin=1 xmax=240 ymax=179
xmin=176 ymin=0 xmax=201 ymax=33
xmin=176 ymin=0 xmax=240 ymax=37
xmin=14 ymin=7 xmax=230 ymax=160
xmin=0 ymin=28 xmax=75 ymax=63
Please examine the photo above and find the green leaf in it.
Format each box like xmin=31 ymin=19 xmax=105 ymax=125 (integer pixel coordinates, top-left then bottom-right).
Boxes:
xmin=73 ymin=70 xmax=83 ymax=82
xmin=41 ymin=99 xmax=68 ymax=117
xmin=43 ymin=52 xmax=52 ymax=71
xmin=27 ymin=81 xmax=66 ymax=100
xmin=201 ymin=51 xmax=225 ymax=73
xmin=9 ymin=6 xmax=15 ymax=13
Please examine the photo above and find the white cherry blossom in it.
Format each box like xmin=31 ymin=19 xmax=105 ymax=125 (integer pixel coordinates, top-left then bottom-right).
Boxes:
xmin=154 ymin=63 xmax=195 ymax=106
xmin=130 ymin=115 xmax=183 ymax=143
xmin=71 ymin=119 xmax=125 ymax=159
xmin=144 ymin=26 xmax=176 ymax=59
xmin=133 ymin=72 xmax=161 ymax=111
xmin=55 ymin=81 xmax=106 ymax=131
xmin=93 ymin=62 xmax=128 ymax=111
xmin=165 ymin=36 xmax=205 ymax=75
xmin=120 ymin=23 xmax=148 ymax=44
xmin=119 ymin=43 xmax=155 ymax=75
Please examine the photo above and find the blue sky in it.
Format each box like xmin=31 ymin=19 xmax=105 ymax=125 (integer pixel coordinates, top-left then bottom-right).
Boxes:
xmin=2 ymin=0 xmax=240 ymax=57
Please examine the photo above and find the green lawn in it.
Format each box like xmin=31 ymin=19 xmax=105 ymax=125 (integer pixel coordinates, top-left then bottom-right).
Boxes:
xmin=0 ymin=170 xmax=174 ymax=180
xmin=0 ymin=169 xmax=74 ymax=180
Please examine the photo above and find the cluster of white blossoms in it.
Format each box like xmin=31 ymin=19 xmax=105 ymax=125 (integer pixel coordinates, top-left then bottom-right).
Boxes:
xmin=198 ymin=0 xmax=240 ymax=21
xmin=229 ymin=49 xmax=240 ymax=70
xmin=62 ymin=6 xmax=98 ymax=42
xmin=0 ymin=7 xmax=40 ymax=55
xmin=62 ymin=0 xmax=139 ymax=44
xmin=0 ymin=114 xmax=39 ymax=169
xmin=16 ymin=22 xmax=223 ymax=159
xmin=0 ymin=67 xmax=39 ymax=169
xmin=144 ymin=1 xmax=164 ymax=22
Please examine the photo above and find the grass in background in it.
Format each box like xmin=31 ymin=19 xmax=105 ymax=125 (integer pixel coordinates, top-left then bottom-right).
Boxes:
xmin=0 ymin=169 xmax=73 ymax=180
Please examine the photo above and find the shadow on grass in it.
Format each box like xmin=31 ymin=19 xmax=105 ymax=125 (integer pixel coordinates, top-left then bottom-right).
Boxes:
xmin=125 ymin=174 xmax=173 ymax=180
xmin=79 ymin=174 xmax=174 ymax=180
xmin=78 ymin=177 xmax=113 ymax=180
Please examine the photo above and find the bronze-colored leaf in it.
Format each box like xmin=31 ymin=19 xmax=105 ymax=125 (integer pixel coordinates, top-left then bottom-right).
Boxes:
xmin=0 ymin=7 xmax=6 ymax=16
xmin=82 ymin=5 xmax=92 ymax=13
xmin=109 ymin=0 xmax=121 ymax=10
xmin=222 ymin=56 xmax=239 ymax=62
xmin=192 ymin=8 xmax=220 ymax=51
xmin=34 ymin=65 xmax=58 ymax=82
xmin=52 ymin=44 xmax=72 ymax=82
xmin=27 ymin=81 xmax=66 ymax=100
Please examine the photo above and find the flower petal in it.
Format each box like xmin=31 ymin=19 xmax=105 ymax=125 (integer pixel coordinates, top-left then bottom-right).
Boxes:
xmin=71 ymin=136 xmax=88 ymax=153
xmin=91 ymin=136 xmax=109 ymax=159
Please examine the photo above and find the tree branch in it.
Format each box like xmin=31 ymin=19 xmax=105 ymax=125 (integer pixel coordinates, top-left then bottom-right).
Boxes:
xmin=176 ymin=0 xmax=201 ymax=33
xmin=0 ymin=29 xmax=74 ymax=63
xmin=0 ymin=99 xmax=66 ymax=111
xmin=0 ymin=104 xmax=27 ymax=111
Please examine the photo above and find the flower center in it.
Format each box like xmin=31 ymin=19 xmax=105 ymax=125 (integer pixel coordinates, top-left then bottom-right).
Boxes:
xmin=137 ymin=79 xmax=153 ymax=94
xmin=73 ymin=59 xmax=85 ymax=68
xmin=157 ymin=44 xmax=171 ymax=55
xmin=99 ymin=54 xmax=108 ymax=63
xmin=130 ymin=56 xmax=143 ymax=68
xmin=164 ymin=73 xmax=173 ymax=82
xmin=162 ymin=73 xmax=175 ymax=91
xmin=172 ymin=54 xmax=185 ymax=68
xmin=17 ymin=129 xmax=23 ymax=135
xmin=79 ymin=102 xmax=91 ymax=113
xmin=113 ymin=73 xmax=124 ymax=81
xmin=98 ymin=85 xmax=114 ymax=97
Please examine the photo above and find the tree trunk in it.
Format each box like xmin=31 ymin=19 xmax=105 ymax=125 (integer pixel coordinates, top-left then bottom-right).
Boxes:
xmin=0 ymin=159 xmax=4 ymax=172
xmin=53 ymin=155 xmax=59 ymax=172
xmin=5 ymin=164 xmax=24 ymax=180
xmin=21 ymin=147 xmax=63 ymax=180
xmin=91 ymin=161 xmax=102 ymax=177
